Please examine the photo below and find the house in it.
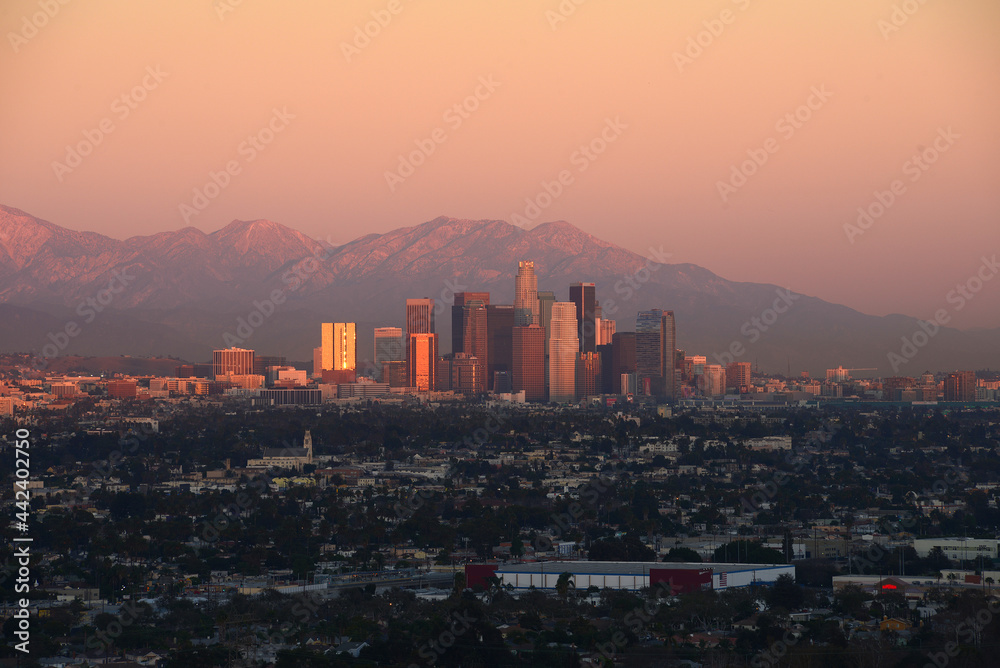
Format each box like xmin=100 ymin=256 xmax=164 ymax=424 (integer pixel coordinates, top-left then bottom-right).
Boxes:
xmin=334 ymin=640 xmax=369 ymax=657
xmin=879 ymin=617 xmax=911 ymax=632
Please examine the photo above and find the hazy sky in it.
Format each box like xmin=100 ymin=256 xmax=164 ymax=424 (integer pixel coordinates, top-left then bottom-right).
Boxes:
xmin=2 ymin=0 xmax=998 ymax=328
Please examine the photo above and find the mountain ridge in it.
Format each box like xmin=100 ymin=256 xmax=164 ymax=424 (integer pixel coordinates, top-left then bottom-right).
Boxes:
xmin=1 ymin=203 xmax=996 ymax=375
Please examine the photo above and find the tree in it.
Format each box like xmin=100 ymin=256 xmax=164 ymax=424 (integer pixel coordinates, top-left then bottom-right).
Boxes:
xmin=510 ymin=535 xmax=524 ymax=560
xmin=766 ymin=574 xmax=804 ymax=612
xmin=663 ymin=546 xmax=701 ymax=562
xmin=555 ymin=572 xmax=575 ymax=600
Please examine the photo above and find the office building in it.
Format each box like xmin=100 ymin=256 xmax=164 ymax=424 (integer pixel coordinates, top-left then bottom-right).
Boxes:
xmin=406 ymin=298 xmax=435 ymax=336
xmin=611 ymin=332 xmax=636 ymax=378
xmin=451 ymin=352 xmax=485 ymax=394
xmin=700 ymin=364 xmax=726 ymax=397
xmin=383 ymin=360 xmax=408 ymax=388
xmin=662 ymin=310 xmax=677 ymax=400
xmin=512 ymin=325 xmax=545 ymax=401
xmin=452 ymin=292 xmax=489 ymax=364
xmin=569 ymin=282 xmax=596 ymax=353
xmin=596 ymin=343 xmax=614 ymax=394
xmin=514 ymin=261 xmax=539 ymax=326
xmin=213 ymin=347 xmax=255 ymax=379
xmin=576 ymin=351 xmax=602 ymax=399
xmin=548 ymin=302 xmax=579 ymax=403
xmin=598 ymin=319 xmax=616 ymax=346
xmin=321 ymin=323 xmax=356 ymax=372
xmin=407 ymin=333 xmax=437 ymax=391
xmin=944 ymin=371 xmax=976 ymax=401
xmin=726 ymin=362 xmax=752 ymax=392
xmin=635 ymin=310 xmax=663 ymax=396
xmin=253 ymin=355 xmax=286 ymax=377
xmin=486 ymin=304 xmax=514 ymax=390
xmin=374 ymin=327 xmax=405 ymax=382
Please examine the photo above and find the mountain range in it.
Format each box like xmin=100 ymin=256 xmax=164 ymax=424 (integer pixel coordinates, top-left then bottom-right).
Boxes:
xmin=1 ymin=203 xmax=996 ymax=376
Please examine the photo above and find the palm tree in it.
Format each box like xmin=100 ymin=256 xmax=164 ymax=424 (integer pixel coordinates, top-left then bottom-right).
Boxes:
xmin=556 ymin=572 xmax=575 ymax=600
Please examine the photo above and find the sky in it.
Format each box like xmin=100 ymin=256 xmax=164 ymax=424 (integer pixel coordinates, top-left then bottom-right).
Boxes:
xmin=2 ymin=0 xmax=999 ymax=328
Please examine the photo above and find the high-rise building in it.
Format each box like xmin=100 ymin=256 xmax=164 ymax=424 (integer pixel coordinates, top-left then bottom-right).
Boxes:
xmin=107 ymin=380 xmax=138 ymax=399
xmin=548 ymin=302 xmax=579 ymax=403
xmin=700 ymin=364 xmax=726 ymax=397
xmin=683 ymin=355 xmax=707 ymax=382
xmin=569 ymin=282 xmax=596 ymax=353
xmin=213 ymin=347 xmax=255 ymax=379
xmin=596 ymin=343 xmax=614 ymax=394
xmin=435 ymin=356 xmax=452 ymax=392
xmin=321 ymin=323 xmax=356 ymax=372
xmin=537 ymin=290 xmax=555 ymax=392
xmin=598 ymin=319 xmax=616 ymax=346
xmin=576 ymin=351 xmax=601 ymax=399
xmin=383 ymin=360 xmax=408 ymax=388
xmin=514 ymin=261 xmax=539 ymax=326
xmin=726 ymin=361 xmax=752 ymax=391
xmin=512 ymin=325 xmax=545 ymax=401
xmin=662 ymin=310 xmax=677 ymax=400
xmin=253 ymin=355 xmax=286 ymax=377
xmin=486 ymin=304 xmax=514 ymax=390
xmin=635 ymin=310 xmax=663 ymax=396
xmin=452 ymin=292 xmax=489 ymax=364
xmin=611 ymin=332 xmax=636 ymax=379
xmin=406 ymin=298 xmax=435 ymax=336
xmin=451 ymin=352 xmax=485 ymax=394
xmin=407 ymin=333 xmax=437 ymax=391
xmin=374 ymin=327 xmax=404 ymax=382
xmin=944 ymin=371 xmax=976 ymax=401
xmin=312 ymin=347 xmax=323 ymax=378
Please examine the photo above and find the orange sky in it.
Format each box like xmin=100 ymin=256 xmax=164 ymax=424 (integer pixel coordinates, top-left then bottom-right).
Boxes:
xmin=2 ymin=0 xmax=998 ymax=327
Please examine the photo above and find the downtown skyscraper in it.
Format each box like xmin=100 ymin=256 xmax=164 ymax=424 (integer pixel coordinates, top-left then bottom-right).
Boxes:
xmin=452 ymin=292 xmax=489 ymax=363
xmin=374 ymin=327 xmax=404 ymax=381
xmin=569 ymin=282 xmax=596 ymax=353
xmin=548 ymin=302 xmax=579 ymax=403
xmin=406 ymin=298 xmax=435 ymax=336
xmin=514 ymin=261 xmax=539 ymax=326
xmin=321 ymin=322 xmax=356 ymax=372
xmin=635 ymin=309 xmax=677 ymax=399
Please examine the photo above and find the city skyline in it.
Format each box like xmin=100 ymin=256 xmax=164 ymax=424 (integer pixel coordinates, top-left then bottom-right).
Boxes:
xmin=2 ymin=1 xmax=998 ymax=329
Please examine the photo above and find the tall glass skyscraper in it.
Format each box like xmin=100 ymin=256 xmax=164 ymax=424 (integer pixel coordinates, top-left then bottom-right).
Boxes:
xmin=514 ymin=261 xmax=539 ymax=326
xmin=548 ymin=302 xmax=579 ymax=403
